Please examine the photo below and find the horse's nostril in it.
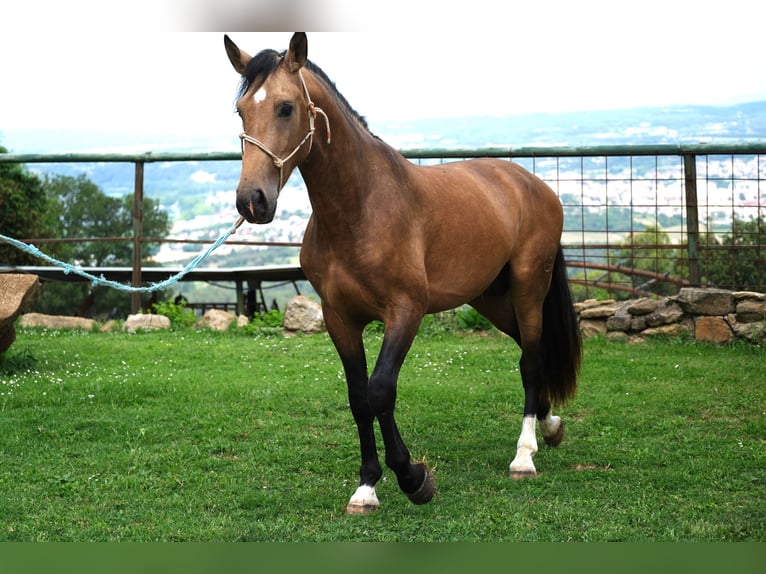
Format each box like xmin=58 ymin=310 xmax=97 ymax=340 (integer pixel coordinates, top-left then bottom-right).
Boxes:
xmin=237 ymin=188 xmax=271 ymax=223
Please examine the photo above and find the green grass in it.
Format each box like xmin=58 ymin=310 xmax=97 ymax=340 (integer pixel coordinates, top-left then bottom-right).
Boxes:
xmin=0 ymin=327 xmax=764 ymax=541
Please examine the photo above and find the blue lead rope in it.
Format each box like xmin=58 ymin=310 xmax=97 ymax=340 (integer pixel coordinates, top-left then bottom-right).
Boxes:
xmin=0 ymin=216 xmax=245 ymax=293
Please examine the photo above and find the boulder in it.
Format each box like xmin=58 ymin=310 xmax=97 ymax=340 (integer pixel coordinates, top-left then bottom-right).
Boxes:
xmin=645 ymin=301 xmax=685 ymax=327
xmin=694 ymin=316 xmax=733 ymax=344
xmin=640 ymin=323 xmax=690 ymax=338
xmin=123 ymin=314 xmax=171 ymax=333
xmin=579 ymin=319 xmax=607 ymax=338
xmin=606 ymin=312 xmax=632 ymax=332
xmin=283 ymin=295 xmax=324 ymax=333
xmin=735 ymin=299 xmax=765 ymax=323
xmin=580 ymin=302 xmax=620 ymax=319
xmin=676 ymin=288 xmax=734 ymax=316
xmin=196 ymin=309 xmax=236 ymax=331
xmin=627 ymin=298 xmax=660 ymax=316
xmin=731 ymin=320 xmax=765 ymax=342
xmin=20 ymin=312 xmax=94 ymax=331
xmin=733 ymin=291 xmax=766 ymax=303
xmin=574 ymin=299 xmax=615 ymax=314
xmin=0 ymin=274 xmax=41 ymax=353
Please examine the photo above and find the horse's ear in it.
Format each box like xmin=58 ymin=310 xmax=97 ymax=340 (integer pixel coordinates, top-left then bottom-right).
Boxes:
xmin=224 ymin=34 xmax=251 ymax=75
xmin=284 ymin=32 xmax=308 ymax=73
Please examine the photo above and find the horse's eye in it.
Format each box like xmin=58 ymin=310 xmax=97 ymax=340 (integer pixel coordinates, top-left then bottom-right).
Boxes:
xmin=278 ymin=102 xmax=294 ymax=118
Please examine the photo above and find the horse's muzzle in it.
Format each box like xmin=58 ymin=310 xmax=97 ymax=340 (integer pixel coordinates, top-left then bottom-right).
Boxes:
xmin=236 ymin=187 xmax=277 ymax=224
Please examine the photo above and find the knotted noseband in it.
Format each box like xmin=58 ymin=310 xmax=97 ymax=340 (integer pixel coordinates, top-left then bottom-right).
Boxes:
xmin=239 ymin=70 xmax=332 ymax=191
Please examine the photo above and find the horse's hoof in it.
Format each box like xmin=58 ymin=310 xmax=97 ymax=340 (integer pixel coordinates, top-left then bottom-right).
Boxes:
xmin=510 ymin=468 xmax=538 ymax=480
xmin=543 ymin=420 xmax=565 ymax=447
xmin=346 ymin=501 xmax=379 ymax=515
xmin=405 ymin=468 xmax=437 ymax=505
xmin=346 ymin=485 xmax=379 ymax=515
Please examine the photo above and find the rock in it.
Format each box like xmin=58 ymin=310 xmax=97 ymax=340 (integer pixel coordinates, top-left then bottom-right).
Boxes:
xmin=574 ymin=299 xmax=615 ymax=314
xmin=630 ymin=315 xmax=648 ymax=332
xmin=733 ymin=291 xmax=766 ymax=302
xmin=735 ymin=299 xmax=765 ymax=323
xmin=283 ymin=295 xmax=324 ymax=333
xmin=606 ymin=330 xmax=629 ymax=341
xmin=694 ymin=316 xmax=733 ymax=344
xmin=645 ymin=302 xmax=684 ymax=327
xmin=579 ymin=319 xmax=607 ymax=338
xmin=0 ymin=274 xmax=41 ymax=353
xmin=641 ymin=323 xmax=690 ymax=338
xmin=237 ymin=314 xmax=249 ymax=329
xmin=100 ymin=320 xmax=121 ymax=333
xmin=731 ymin=321 xmax=765 ymax=342
xmin=627 ymin=298 xmax=660 ymax=316
xmin=123 ymin=314 xmax=171 ymax=333
xmin=606 ymin=313 xmax=632 ymax=332
xmin=580 ymin=302 xmax=620 ymax=319
xmin=677 ymin=288 xmax=734 ymax=316
xmin=20 ymin=312 xmax=94 ymax=331
xmin=196 ymin=309 xmax=236 ymax=331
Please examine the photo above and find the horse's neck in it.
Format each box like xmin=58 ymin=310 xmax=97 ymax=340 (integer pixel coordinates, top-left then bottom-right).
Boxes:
xmin=298 ymin=75 xmax=406 ymax=224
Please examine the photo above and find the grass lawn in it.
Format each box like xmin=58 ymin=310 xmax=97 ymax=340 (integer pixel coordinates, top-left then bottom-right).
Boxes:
xmin=0 ymin=326 xmax=764 ymax=541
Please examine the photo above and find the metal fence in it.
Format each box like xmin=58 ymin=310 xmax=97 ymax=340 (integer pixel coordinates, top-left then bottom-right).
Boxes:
xmin=407 ymin=144 xmax=766 ymax=299
xmin=2 ymin=143 xmax=765 ymax=310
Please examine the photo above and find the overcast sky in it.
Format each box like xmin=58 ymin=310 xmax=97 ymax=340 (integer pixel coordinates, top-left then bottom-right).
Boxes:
xmin=2 ymin=1 xmax=764 ymax=142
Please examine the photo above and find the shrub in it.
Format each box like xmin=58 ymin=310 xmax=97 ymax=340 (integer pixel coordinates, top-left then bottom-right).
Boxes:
xmin=455 ymin=306 xmax=494 ymax=332
xmin=151 ymin=300 xmax=196 ymax=329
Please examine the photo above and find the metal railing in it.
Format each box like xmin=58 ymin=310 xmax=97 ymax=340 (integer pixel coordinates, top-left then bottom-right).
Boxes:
xmin=2 ymin=143 xmax=765 ymax=310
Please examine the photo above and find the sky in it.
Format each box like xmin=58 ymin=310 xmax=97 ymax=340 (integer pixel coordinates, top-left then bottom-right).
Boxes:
xmin=1 ymin=1 xmax=765 ymax=146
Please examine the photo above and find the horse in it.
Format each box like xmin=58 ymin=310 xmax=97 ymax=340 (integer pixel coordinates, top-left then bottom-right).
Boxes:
xmin=224 ymin=33 xmax=582 ymax=514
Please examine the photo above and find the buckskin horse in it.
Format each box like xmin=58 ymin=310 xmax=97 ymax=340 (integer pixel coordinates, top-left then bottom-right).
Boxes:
xmin=224 ymin=33 xmax=582 ymax=514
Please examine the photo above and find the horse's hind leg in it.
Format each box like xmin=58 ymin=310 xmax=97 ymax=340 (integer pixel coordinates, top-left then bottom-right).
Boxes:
xmin=471 ymin=294 xmax=563 ymax=479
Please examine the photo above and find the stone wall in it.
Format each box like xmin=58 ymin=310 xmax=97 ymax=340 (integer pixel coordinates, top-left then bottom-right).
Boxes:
xmin=575 ymin=287 xmax=765 ymax=344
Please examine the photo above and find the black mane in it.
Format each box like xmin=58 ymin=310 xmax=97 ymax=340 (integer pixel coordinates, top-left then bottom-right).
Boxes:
xmin=236 ymin=49 xmax=371 ymax=132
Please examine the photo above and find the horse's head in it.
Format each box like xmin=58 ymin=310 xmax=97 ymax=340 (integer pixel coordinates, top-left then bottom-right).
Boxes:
xmin=225 ymin=33 xmax=316 ymax=224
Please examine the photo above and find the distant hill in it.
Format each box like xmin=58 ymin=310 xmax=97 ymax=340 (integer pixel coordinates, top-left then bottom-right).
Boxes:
xmin=378 ymin=100 xmax=766 ymax=149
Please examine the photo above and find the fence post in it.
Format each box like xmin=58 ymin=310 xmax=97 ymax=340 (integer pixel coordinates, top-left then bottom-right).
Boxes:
xmin=683 ymin=153 xmax=701 ymax=287
xmin=132 ymin=160 xmax=144 ymax=313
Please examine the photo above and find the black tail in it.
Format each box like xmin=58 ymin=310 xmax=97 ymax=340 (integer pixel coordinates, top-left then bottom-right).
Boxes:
xmin=541 ymin=247 xmax=581 ymax=406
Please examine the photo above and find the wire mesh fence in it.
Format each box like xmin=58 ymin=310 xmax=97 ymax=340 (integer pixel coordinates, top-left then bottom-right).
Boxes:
xmin=408 ymin=145 xmax=765 ymax=300
xmin=3 ymin=144 xmax=765 ymax=305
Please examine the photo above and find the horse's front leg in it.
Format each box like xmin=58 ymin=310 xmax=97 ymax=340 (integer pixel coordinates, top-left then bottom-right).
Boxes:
xmin=368 ymin=317 xmax=436 ymax=506
xmin=324 ymin=311 xmax=383 ymax=514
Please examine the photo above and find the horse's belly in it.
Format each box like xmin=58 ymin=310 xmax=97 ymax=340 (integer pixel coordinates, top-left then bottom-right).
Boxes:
xmin=425 ymin=258 xmax=508 ymax=313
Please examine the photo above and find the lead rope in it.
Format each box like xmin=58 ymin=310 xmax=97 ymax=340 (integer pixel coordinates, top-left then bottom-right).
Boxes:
xmin=0 ymin=215 xmax=246 ymax=293
xmin=239 ymin=70 xmax=331 ymax=191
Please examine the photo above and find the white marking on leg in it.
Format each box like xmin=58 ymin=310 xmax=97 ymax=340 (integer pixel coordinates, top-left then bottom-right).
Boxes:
xmin=540 ymin=412 xmax=561 ymax=439
xmin=510 ymin=415 xmax=538 ymax=478
xmin=253 ymin=87 xmax=267 ymax=104
xmin=346 ymin=484 xmax=380 ymax=514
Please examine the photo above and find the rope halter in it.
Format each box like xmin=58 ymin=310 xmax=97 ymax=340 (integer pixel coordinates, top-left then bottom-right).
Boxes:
xmin=239 ymin=70 xmax=332 ymax=191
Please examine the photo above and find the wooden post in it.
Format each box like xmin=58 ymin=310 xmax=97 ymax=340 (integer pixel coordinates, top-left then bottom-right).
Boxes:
xmin=132 ymin=161 xmax=144 ymax=313
xmin=683 ymin=153 xmax=701 ymax=287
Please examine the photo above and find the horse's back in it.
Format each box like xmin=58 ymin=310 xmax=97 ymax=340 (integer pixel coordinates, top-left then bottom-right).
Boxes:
xmin=414 ymin=157 xmax=563 ymax=251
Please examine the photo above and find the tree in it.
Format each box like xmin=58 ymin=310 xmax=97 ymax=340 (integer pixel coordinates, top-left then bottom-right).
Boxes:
xmin=31 ymin=174 xmax=172 ymax=317
xmin=700 ymin=215 xmax=765 ymax=291
xmin=612 ymin=225 xmax=686 ymax=298
xmin=43 ymin=174 xmax=169 ymax=265
xmin=0 ymin=147 xmax=60 ymax=264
